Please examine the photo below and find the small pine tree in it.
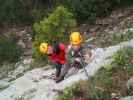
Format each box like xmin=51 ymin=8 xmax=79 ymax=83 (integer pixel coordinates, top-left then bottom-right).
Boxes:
xmin=33 ymin=5 xmax=76 ymax=59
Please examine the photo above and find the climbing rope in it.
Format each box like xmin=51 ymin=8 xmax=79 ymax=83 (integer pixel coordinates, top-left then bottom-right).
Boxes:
xmin=79 ymin=52 xmax=100 ymax=100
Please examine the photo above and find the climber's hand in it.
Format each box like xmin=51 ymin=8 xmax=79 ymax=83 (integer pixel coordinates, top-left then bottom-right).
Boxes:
xmin=74 ymin=58 xmax=80 ymax=62
xmin=83 ymin=53 xmax=92 ymax=60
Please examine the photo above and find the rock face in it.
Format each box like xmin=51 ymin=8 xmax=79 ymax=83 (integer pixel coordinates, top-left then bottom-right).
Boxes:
xmin=126 ymin=77 xmax=133 ymax=90
xmin=9 ymin=26 xmax=33 ymax=57
xmin=0 ymin=39 xmax=133 ymax=100
xmin=120 ymin=96 xmax=133 ymax=100
xmin=0 ymin=58 xmax=33 ymax=87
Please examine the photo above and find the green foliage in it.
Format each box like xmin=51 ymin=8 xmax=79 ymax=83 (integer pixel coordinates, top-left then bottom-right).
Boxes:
xmin=58 ymin=87 xmax=73 ymax=100
xmin=0 ymin=0 xmax=28 ymax=25
xmin=112 ymin=47 xmax=133 ymax=73
xmin=0 ymin=0 xmax=131 ymax=26
xmin=57 ymin=80 xmax=90 ymax=100
xmin=113 ymin=48 xmax=128 ymax=66
xmin=62 ymin=0 xmax=123 ymax=22
xmin=93 ymin=68 xmax=113 ymax=89
xmin=33 ymin=5 xmax=76 ymax=41
xmin=0 ymin=0 xmax=52 ymax=26
xmin=33 ymin=5 xmax=76 ymax=59
xmin=31 ymin=9 xmax=47 ymax=22
xmin=0 ymin=35 xmax=22 ymax=63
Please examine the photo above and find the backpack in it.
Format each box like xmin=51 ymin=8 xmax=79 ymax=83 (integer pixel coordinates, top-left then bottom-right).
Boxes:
xmin=52 ymin=41 xmax=60 ymax=54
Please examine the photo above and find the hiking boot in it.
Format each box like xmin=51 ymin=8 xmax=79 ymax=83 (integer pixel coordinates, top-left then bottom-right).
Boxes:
xmin=52 ymin=76 xmax=59 ymax=80
xmin=55 ymin=76 xmax=64 ymax=83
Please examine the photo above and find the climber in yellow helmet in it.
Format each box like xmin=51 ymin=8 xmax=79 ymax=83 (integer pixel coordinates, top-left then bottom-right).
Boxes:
xmin=39 ymin=43 xmax=49 ymax=54
xmin=67 ymin=32 xmax=92 ymax=68
xmin=67 ymin=32 xmax=84 ymax=67
xmin=70 ymin=32 xmax=82 ymax=45
xmin=58 ymin=32 xmax=86 ymax=78
xmin=40 ymin=41 xmax=66 ymax=83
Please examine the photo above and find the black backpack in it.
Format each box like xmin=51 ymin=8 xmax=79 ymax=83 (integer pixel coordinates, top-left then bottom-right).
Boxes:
xmin=52 ymin=41 xmax=60 ymax=54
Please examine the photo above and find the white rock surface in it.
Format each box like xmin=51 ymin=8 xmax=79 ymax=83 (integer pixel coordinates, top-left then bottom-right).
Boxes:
xmin=0 ymin=39 xmax=133 ymax=100
xmin=0 ymin=80 xmax=10 ymax=90
xmin=23 ymin=58 xmax=33 ymax=65
xmin=126 ymin=77 xmax=133 ymax=89
xmin=120 ymin=96 xmax=133 ymax=100
xmin=17 ymin=40 xmax=26 ymax=49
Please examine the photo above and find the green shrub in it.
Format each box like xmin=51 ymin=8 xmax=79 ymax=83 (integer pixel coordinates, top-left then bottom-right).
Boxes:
xmin=62 ymin=0 xmax=122 ymax=22
xmin=93 ymin=68 xmax=113 ymax=89
xmin=112 ymin=48 xmax=128 ymax=66
xmin=0 ymin=35 xmax=22 ymax=63
xmin=57 ymin=80 xmax=90 ymax=100
xmin=0 ymin=0 xmax=28 ymax=25
xmin=33 ymin=5 xmax=76 ymax=59
xmin=33 ymin=5 xmax=76 ymax=41
xmin=0 ymin=0 xmax=131 ymax=26
xmin=0 ymin=0 xmax=54 ymax=26
xmin=112 ymin=47 xmax=133 ymax=72
xmin=58 ymin=87 xmax=73 ymax=100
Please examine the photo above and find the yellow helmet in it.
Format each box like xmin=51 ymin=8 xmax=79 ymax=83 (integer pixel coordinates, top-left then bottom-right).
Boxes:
xmin=70 ymin=32 xmax=82 ymax=45
xmin=39 ymin=43 xmax=48 ymax=54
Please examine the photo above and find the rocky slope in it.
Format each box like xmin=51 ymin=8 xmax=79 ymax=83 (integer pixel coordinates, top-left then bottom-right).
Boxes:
xmin=0 ymin=39 xmax=133 ymax=100
xmin=0 ymin=5 xmax=133 ymax=100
